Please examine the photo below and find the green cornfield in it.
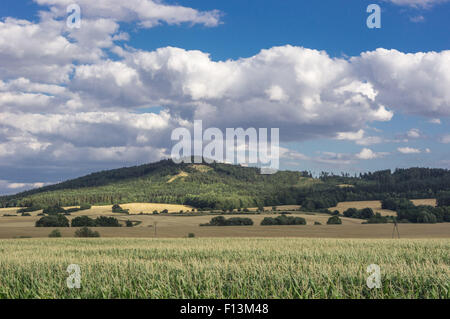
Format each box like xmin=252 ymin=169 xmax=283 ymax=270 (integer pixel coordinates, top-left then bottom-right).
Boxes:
xmin=0 ymin=238 xmax=448 ymax=299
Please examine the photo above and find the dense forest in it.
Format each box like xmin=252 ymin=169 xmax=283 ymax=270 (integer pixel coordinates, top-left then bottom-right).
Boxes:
xmin=1 ymin=159 xmax=450 ymax=212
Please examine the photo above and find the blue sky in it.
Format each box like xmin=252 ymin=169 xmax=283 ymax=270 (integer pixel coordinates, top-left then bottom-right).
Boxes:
xmin=0 ymin=0 xmax=449 ymax=194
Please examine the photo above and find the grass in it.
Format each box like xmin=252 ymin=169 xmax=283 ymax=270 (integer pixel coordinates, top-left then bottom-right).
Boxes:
xmin=0 ymin=238 xmax=448 ymax=299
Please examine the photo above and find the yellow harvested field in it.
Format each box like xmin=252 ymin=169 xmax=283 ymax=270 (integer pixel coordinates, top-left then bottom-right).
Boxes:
xmin=0 ymin=211 xmax=449 ymax=239
xmin=331 ymin=200 xmax=396 ymax=216
xmin=0 ymin=207 xmax=22 ymax=215
xmin=121 ymin=203 xmax=193 ymax=214
xmin=0 ymin=207 xmax=44 ymax=216
xmin=239 ymin=205 xmax=301 ymax=212
xmin=331 ymin=198 xmax=437 ymax=216
xmin=63 ymin=203 xmax=194 ymax=216
xmin=411 ymin=198 xmax=437 ymax=207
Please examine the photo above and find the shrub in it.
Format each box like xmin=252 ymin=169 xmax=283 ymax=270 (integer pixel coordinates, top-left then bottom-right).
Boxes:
xmin=126 ymin=220 xmax=133 ymax=227
xmin=367 ymin=213 xmax=389 ymax=224
xmin=417 ymin=211 xmax=437 ymax=224
xmin=112 ymin=204 xmax=129 ymax=214
xmin=261 ymin=215 xmax=306 ymax=226
xmin=17 ymin=206 xmax=41 ymax=213
xmin=48 ymin=229 xmax=62 ymax=238
xmin=314 ymin=221 xmax=322 ymax=225
xmin=21 ymin=212 xmax=31 ymax=216
xmin=79 ymin=204 xmax=92 ymax=210
xmin=161 ymin=209 xmax=169 ymax=214
xmin=188 ymin=233 xmax=195 ymax=238
xmin=343 ymin=208 xmax=358 ymax=218
xmin=327 ymin=216 xmax=342 ymax=225
xmin=95 ymin=216 xmax=121 ymax=227
xmin=75 ymin=227 xmax=100 ymax=238
xmin=437 ymin=191 xmax=450 ymax=207
xmin=226 ymin=217 xmax=254 ymax=225
xmin=201 ymin=216 xmax=254 ymax=226
xmin=71 ymin=216 xmax=95 ymax=227
xmin=381 ymin=198 xmax=414 ymax=210
xmin=153 ymin=210 xmax=159 ymax=215
xmin=36 ymin=215 xmax=69 ymax=227
xmin=43 ymin=205 xmax=66 ymax=215
xmin=397 ymin=205 xmax=449 ymax=223
xmin=343 ymin=208 xmax=374 ymax=219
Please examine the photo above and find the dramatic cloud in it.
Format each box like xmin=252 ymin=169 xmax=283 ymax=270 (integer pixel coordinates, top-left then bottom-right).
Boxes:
xmin=352 ymin=49 xmax=450 ymax=118
xmin=1 ymin=2 xmax=449 ymax=192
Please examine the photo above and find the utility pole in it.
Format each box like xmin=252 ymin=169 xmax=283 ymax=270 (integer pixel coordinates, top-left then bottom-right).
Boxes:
xmin=392 ymin=217 xmax=400 ymax=239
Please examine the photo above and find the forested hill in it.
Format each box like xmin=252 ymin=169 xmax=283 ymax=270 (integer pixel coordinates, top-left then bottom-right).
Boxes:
xmin=1 ymin=160 xmax=450 ymax=210
xmin=0 ymin=159 xmax=316 ymax=209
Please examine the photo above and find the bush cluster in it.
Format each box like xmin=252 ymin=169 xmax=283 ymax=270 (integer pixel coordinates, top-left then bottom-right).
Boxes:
xmin=71 ymin=216 xmax=121 ymax=227
xmin=327 ymin=216 xmax=342 ymax=225
xmin=75 ymin=227 xmax=100 ymax=237
xmin=367 ymin=213 xmax=389 ymax=224
xmin=36 ymin=215 xmax=69 ymax=227
xmin=17 ymin=206 xmax=42 ymax=213
xmin=397 ymin=206 xmax=450 ymax=223
xmin=382 ymin=197 xmax=450 ymax=223
xmin=201 ymin=216 xmax=254 ymax=226
xmin=112 ymin=204 xmax=129 ymax=214
xmin=343 ymin=208 xmax=375 ymax=219
xmin=381 ymin=198 xmax=414 ymax=211
xmin=48 ymin=229 xmax=62 ymax=237
xmin=261 ymin=215 xmax=306 ymax=226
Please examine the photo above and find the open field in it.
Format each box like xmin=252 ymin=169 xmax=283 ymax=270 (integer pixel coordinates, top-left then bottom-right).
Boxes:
xmin=0 ymin=238 xmax=447 ymax=298
xmin=330 ymin=199 xmax=437 ymax=217
xmin=330 ymin=198 xmax=436 ymax=216
xmin=331 ymin=201 xmax=396 ymax=216
xmin=411 ymin=198 xmax=437 ymax=206
xmin=1 ymin=212 xmax=449 ymax=239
